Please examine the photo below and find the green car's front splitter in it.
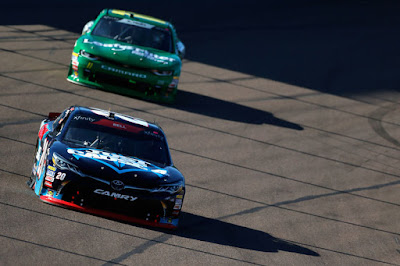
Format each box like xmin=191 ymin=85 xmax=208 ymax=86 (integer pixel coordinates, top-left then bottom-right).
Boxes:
xmin=67 ymin=73 xmax=177 ymax=104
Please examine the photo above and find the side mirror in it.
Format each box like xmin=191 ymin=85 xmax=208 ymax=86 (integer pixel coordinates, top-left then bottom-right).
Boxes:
xmin=48 ymin=112 xmax=61 ymax=121
xmin=82 ymin=21 xmax=94 ymax=35
xmin=177 ymin=41 xmax=185 ymax=59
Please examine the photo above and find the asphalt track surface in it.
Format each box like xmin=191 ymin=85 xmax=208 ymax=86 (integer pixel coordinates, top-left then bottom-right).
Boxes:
xmin=1 ymin=1 xmax=400 ymax=265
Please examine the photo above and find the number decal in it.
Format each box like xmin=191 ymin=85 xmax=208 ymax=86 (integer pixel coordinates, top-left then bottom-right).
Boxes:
xmin=56 ymin=172 xmax=66 ymax=181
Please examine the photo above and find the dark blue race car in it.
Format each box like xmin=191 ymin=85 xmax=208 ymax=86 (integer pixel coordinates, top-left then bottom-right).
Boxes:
xmin=28 ymin=106 xmax=185 ymax=229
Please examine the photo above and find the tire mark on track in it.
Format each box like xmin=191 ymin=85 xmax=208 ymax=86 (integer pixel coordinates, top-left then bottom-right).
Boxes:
xmin=5 ymin=25 xmax=77 ymax=45
xmin=0 ymin=234 xmax=127 ymax=265
xmin=0 ymin=136 xmax=35 ymax=147
xmin=369 ymin=103 xmax=400 ymax=147
xmin=103 ymin=234 xmax=172 ymax=266
xmin=187 ymin=183 xmax=400 ymax=237
xmin=217 ymin=179 xmax=400 ymax=220
xmin=0 ymin=47 xmax=68 ymax=67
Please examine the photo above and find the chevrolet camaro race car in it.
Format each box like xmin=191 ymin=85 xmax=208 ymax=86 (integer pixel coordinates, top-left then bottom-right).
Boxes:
xmin=67 ymin=9 xmax=185 ymax=103
xmin=28 ymin=106 xmax=185 ymax=229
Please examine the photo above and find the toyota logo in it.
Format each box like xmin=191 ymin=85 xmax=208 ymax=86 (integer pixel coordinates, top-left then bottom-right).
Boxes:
xmin=110 ymin=180 xmax=125 ymax=191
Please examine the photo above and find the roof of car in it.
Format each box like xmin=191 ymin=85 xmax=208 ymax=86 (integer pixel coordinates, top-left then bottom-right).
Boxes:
xmin=73 ymin=106 xmax=163 ymax=132
xmin=106 ymin=9 xmax=171 ymax=29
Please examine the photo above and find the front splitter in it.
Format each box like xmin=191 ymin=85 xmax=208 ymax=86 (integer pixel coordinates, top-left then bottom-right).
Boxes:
xmin=40 ymin=195 xmax=178 ymax=229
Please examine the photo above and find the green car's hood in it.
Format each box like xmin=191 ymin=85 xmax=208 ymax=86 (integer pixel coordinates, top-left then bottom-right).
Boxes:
xmin=78 ymin=35 xmax=181 ymax=70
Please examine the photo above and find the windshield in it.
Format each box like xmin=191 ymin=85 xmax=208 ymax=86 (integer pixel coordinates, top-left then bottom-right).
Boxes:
xmin=63 ymin=115 xmax=171 ymax=166
xmin=92 ymin=16 xmax=173 ymax=52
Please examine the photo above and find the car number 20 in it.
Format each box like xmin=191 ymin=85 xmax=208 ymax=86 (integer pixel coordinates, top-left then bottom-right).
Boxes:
xmin=56 ymin=172 xmax=66 ymax=181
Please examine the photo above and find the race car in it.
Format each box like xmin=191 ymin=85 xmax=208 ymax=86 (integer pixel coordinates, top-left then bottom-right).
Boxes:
xmin=67 ymin=9 xmax=185 ymax=103
xmin=28 ymin=106 xmax=185 ymax=229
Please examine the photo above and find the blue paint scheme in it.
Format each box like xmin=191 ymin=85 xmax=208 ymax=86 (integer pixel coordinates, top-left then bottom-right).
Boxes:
xmin=34 ymin=126 xmax=51 ymax=196
xmin=70 ymin=148 xmax=167 ymax=177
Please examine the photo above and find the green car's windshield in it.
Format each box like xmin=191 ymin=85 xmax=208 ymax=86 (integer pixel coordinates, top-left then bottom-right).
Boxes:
xmin=92 ymin=16 xmax=173 ymax=53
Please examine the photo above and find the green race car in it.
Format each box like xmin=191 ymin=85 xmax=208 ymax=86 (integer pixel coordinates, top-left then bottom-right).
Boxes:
xmin=67 ymin=9 xmax=185 ymax=103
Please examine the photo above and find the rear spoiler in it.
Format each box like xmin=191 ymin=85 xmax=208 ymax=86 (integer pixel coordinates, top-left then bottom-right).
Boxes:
xmin=48 ymin=112 xmax=61 ymax=121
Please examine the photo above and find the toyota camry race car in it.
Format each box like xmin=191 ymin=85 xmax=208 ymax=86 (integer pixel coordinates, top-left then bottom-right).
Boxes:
xmin=67 ymin=9 xmax=185 ymax=103
xmin=28 ymin=106 xmax=185 ymax=229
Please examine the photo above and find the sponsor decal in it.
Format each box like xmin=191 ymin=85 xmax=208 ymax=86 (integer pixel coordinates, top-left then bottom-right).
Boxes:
xmin=175 ymin=199 xmax=183 ymax=205
xmin=72 ymin=52 xmax=78 ymax=60
xmin=38 ymin=124 xmax=49 ymax=141
xmin=37 ymin=139 xmax=49 ymax=178
xmin=44 ymin=181 xmax=53 ymax=188
xmin=46 ymin=169 xmax=55 ymax=177
xmin=93 ymin=189 xmax=137 ymax=201
xmin=176 ymin=195 xmax=183 ymax=199
xmin=86 ymin=62 xmax=93 ymax=69
xmin=117 ymin=19 xmax=154 ymax=29
xmin=72 ymin=59 xmax=79 ymax=71
xmin=144 ymin=130 xmax=164 ymax=141
xmin=168 ymin=76 xmax=179 ymax=88
xmin=92 ymin=119 xmax=144 ymax=134
xmin=100 ymin=65 xmax=146 ymax=79
xmin=67 ymin=148 xmax=167 ymax=177
xmin=83 ymin=39 xmax=175 ymax=63
xmin=113 ymin=122 xmax=126 ymax=129
xmin=45 ymin=176 xmax=54 ymax=182
xmin=73 ymin=115 xmax=95 ymax=122
xmin=47 ymin=165 xmax=56 ymax=171
xmin=47 ymin=190 xmax=54 ymax=196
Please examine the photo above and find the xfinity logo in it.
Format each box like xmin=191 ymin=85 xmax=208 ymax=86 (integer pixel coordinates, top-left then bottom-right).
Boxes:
xmin=73 ymin=115 xmax=95 ymax=122
xmin=94 ymin=189 xmax=137 ymax=201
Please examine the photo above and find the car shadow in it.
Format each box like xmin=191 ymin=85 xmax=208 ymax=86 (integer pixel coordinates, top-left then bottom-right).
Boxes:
xmin=169 ymin=212 xmax=319 ymax=256
xmin=168 ymin=90 xmax=303 ymax=130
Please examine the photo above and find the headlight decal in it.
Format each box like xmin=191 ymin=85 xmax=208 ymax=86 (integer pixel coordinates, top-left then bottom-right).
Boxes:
xmin=52 ymin=152 xmax=84 ymax=176
xmin=79 ymin=50 xmax=99 ymax=60
xmin=151 ymin=69 xmax=173 ymax=76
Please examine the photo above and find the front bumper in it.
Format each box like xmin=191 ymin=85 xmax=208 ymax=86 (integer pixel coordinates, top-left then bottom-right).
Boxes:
xmin=40 ymin=195 xmax=179 ymax=229
xmin=67 ymin=53 xmax=178 ymax=104
xmin=38 ymin=169 xmax=184 ymax=229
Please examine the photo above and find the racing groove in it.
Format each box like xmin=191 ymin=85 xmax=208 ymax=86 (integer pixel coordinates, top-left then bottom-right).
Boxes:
xmin=1 ymin=4 xmax=400 ymax=265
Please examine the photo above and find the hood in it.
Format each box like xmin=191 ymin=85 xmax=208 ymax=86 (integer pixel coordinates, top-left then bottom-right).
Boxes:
xmin=78 ymin=35 xmax=181 ymax=70
xmin=51 ymin=141 xmax=180 ymax=188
